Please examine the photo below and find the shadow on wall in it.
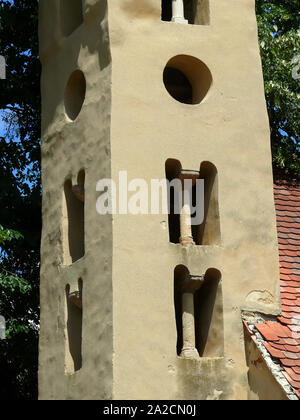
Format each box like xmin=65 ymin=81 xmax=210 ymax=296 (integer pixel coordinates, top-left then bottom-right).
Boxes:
xmin=63 ymin=169 xmax=85 ymax=265
xmin=60 ymin=0 xmax=83 ymax=37
xmin=40 ymin=0 xmax=111 ymax=132
xmin=65 ymin=279 xmax=83 ymax=374
xmin=64 ymin=170 xmax=85 ymax=265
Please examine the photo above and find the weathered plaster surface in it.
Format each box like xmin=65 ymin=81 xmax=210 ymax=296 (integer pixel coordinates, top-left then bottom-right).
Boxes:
xmin=39 ymin=0 xmax=280 ymax=400
xmin=39 ymin=0 xmax=113 ymax=400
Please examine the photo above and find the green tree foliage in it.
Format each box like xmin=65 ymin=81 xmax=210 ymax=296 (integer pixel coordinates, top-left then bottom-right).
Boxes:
xmin=0 ymin=0 xmax=40 ymax=400
xmin=256 ymin=0 xmax=300 ymax=176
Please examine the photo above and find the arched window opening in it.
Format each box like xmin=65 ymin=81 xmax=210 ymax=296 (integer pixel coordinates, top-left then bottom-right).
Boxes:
xmin=63 ymin=170 xmax=85 ymax=265
xmin=174 ymin=266 xmax=223 ymax=358
xmin=194 ymin=268 xmax=223 ymax=357
xmin=196 ymin=162 xmax=220 ymax=245
xmin=165 ymin=159 xmax=220 ymax=246
xmin=166 ymin=159 xmax=182 ymax=244
xmin=65 ymin=279 xmax=83 ymax=374
xmin=161 ymin=0 xmax=173 ymax=22
xmin=64 ymin=70 xmax=86 ymax=121
xmin=165 ymin=159 xmax=202 ymax=246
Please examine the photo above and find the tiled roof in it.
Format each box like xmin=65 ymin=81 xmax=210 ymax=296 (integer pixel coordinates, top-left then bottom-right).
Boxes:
xmin=246 ymin=180 xmax=300 ymax=399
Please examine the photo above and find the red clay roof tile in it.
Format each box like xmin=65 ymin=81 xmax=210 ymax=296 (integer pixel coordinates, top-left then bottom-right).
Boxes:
xmin=244 ymin=181 xmax=300 ymax=397
xmin=285 ymin=367 xmax=300 ymax=382
xmin=281 ymin=358 xmax=300 ymax=368
xmin=247 ymin=181 xmax=300 ymax=398
xmin=263 ymin=342 xmax=285 ymax=359
xmin=255 ymin=324 xmax=280 ymax=341
xmin=283 ymin=373 xmax=300 ymax=389
xmin=284 ymin=345 xmax=300 ymax=353
xmin=282 ymin=338 xmax=300 ymax=346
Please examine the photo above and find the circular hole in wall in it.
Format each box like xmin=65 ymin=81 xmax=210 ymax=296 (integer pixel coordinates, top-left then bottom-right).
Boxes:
xmin=163 ymin=55 xmax=212 ymax=105
xmin=64 ymin=70 xmax=86 ymax=121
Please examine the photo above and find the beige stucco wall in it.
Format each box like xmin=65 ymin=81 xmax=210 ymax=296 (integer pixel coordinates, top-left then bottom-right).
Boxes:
xmin=39 ymin=0 xmax=281 ymax=400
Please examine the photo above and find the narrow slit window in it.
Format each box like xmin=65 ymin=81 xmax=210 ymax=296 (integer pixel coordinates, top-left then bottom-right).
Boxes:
xmin=161 ymin=0 xmax=210 ymax=25
xmin=60 ymin=0 xmax=83 ymax=37
xmin=65 ymin=279 xmax=83 ymax=374
xmin=196 ymin=162 xmax=220 ymax=246
xmin=165 ymin=159 xmax=182 ymax=244
xmin=63 ymin=170 xmax=85 ymax=265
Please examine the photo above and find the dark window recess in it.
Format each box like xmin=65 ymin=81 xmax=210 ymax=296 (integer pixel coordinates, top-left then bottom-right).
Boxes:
xmin=165 ymin=159 xmax=220 ymax=246
xmin=165 ymin=159 xmax=182 ymax=244
xmin=174 ymin=266 xmax=224 ymax=358
xmin=65 ymin=279 xmax=83 ymax=373
xmin=161 ymin=0 xmax=173 ymax=22
xmin=163 ymin=55 xmax=213 ymax=106
xmin=161 ymin=1 xmax=210 ymax=25
xmin=64 ymin=170 xmax=85 ymax=264
xmin=195 ymin=162 xmax=220 ymax=246
xmin=163 ymin=67 xmax=193 ymax=105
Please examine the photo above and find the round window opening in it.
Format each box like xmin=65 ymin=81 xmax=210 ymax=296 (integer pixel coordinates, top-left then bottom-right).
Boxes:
xmin=64 ymin=70 xmax=86 ymax=121
xmin=163 ymin=55 xmax=212 ymax=105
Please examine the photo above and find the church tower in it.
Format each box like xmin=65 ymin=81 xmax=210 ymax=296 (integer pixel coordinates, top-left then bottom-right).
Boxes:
xmin=38 ymin=0 xmax=280 ymax=400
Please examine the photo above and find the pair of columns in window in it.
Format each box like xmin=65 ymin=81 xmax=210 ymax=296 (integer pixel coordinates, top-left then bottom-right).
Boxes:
xmin=171 ymin=0 xmax=188 ymax=24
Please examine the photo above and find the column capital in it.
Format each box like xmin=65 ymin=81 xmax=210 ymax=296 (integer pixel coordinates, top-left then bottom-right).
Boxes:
xmin=180 ymin=169 xmax=200 ymax=187
xmin=181 ymin=274 xmax=204 ymax=293
xmin=172 ymin=0 xmax=188 ymax=25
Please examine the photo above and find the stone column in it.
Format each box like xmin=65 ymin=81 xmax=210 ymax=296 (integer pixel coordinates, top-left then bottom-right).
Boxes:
xmin=180 ymin=197 xmax=195 ymax=246
xmin=181 ymin=292 xmax=199 ymax=358
xmin=172 ymin=0 xmax=188 ymax=24
xmin=179 ymin=170 xmax=200 ymax=246
xmin=180 ymin=275 xmax=204 ymax=359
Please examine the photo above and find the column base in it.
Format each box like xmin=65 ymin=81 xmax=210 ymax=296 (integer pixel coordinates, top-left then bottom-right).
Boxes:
xmin=171 ymin=17 xmax=188 ymax=24
xmin=180 ymin=236 xmax=195 ymax=246
xmin=180 ymin=347 xmax=200 ymax=359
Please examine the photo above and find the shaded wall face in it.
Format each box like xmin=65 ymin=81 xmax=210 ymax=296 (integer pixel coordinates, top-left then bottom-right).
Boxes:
xmin=194 ymin=276 xmax=223 ymax=358
xmin=65 ymin=284 xmax=83 ymax=375
xmin=38 ymin=0 xmax=113 ymax=400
